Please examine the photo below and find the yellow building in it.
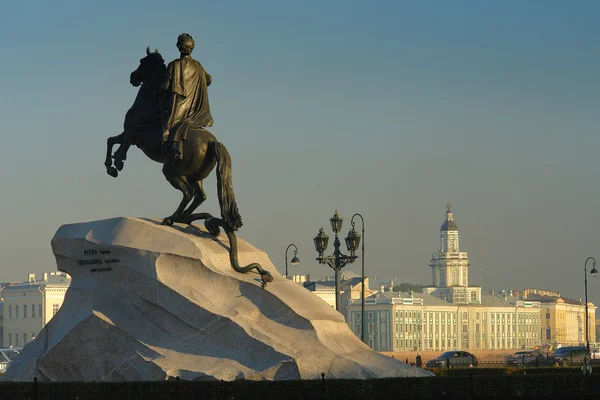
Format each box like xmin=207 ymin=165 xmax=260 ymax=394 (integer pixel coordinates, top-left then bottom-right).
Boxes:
xmin=522 ymin=288 xmax=597 ymax=347
xmin=2 ymin=272 xmax=71 ymax=348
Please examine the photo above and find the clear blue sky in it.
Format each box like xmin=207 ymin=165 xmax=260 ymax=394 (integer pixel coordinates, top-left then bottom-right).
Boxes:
xmin=1 ymin=1 xmax=600 ymax=305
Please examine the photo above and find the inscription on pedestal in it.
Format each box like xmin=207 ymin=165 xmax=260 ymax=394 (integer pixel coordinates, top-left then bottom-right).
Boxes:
xmin=77 ymin=249 xmax=120 ymax=272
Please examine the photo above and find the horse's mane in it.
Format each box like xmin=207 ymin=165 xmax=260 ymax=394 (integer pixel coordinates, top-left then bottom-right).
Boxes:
xmin=149 ymin=52 xmax=165 ymax=66
xmin=142 ymin=52 xmax=167 ymax=88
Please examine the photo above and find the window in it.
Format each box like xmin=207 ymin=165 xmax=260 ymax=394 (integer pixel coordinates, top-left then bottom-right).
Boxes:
xmin=462 ymin=312 xmax=467 ymax=320
xmin=53 ymin=304 xmax=60 ymax=316
xmin=38 ymin=304 xmax=42 ymax=318
xmin=15 ymin=305 xmax=19 ymax=319
xmin=23 ymin=333 xmax=27 ymax=344
xmin=24 ymin=305 xmax=27 ymax=319
xmin=32 ymin=304 xmax=35 ymax=318
xmin=8 ymin=334 xmax=12 ymax=346
xmin=440 ymin=269 xmax=446 ymax=286
xmin=471 ymin=291 xmax=477 ymax=302
xmin=8 ymin=305 xmax=12 ymax=319
xmin=15 ymin=336 xmax=19 ymax=347
xmin=462 ymin=325 xmax=468 ymax=333
xmin=32 ymin=333 xmax=36 ymax=340
xmin=451 ymin=269 xmax=458 ymax=285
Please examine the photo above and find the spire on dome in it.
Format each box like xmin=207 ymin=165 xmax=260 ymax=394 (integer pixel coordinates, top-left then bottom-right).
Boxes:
xmin=441 ymin=203 xmax=458 ymax=231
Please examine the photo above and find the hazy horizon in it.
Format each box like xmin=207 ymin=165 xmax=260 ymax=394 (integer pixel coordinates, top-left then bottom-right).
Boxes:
xmin=1 ymin=1 xmax=599 ymax=307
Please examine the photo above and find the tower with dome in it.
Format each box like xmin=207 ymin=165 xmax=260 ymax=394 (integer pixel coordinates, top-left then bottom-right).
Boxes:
xmin=424 ymin=204 xmax=482 ymax=304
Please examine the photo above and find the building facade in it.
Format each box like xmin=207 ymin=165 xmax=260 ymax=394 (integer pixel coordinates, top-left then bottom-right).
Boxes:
xmin=347 ymin=291 xmax=543 ymax=352
xmin=346 ymin=204 xmax=543 ymax=352
xmin=2 ymin=272 xmax=71 ymax=348
xmin=521 ymin=288 xmax=597 ymax=347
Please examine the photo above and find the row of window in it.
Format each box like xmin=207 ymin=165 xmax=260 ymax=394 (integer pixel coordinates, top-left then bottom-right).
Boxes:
xmin=7 ymin=332 xmax=36 ymax=347
xmin=6 ymin=303 xmax=61 ymax=319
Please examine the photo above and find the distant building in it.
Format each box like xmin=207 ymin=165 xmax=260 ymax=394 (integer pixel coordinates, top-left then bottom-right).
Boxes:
xmin=2 ymin=272 xmax=71 ymax=348
xmin=346 ymin=204 xmax=543 ymax=352
xmin=303 ymin=272 xmax=373 ymax=321
xmin=423 ymin=203 xmax=481 ymax=304
xmin=520 ymin=288 xmax=596 ymax=347
xmin=347 ymin=290 xmax=543 ymax=352
xmin=0 ymin=282 xmax=14 ymax=347
xmin=305 ymin=204 xmax=594 ymax=353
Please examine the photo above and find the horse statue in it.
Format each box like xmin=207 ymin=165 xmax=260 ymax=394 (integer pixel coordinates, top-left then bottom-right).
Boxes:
xmin=104 ymin=47 xmax=272 ymax=286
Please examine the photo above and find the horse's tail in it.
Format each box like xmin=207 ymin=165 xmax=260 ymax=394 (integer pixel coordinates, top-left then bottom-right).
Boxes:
xmin=212 ymin=141 xmax=243 ymax=230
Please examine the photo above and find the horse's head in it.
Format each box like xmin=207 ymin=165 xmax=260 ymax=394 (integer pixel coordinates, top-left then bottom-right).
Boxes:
xmin=130 ymin=47 xmax=166 ymax=89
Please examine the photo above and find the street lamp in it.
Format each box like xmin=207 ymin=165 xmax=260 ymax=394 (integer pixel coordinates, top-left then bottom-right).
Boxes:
xmin=348 ymin=214 xmax=365 ymax=343
xmin=285 ymin=244 xmax=300 ymax=278
xmin=313 ymin=210 xmax=359 ymax=312
xmin=584 ymin=257 xmax=598 ymax=353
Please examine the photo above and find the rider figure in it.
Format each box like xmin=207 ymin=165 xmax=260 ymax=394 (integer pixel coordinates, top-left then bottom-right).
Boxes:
xmin=160 ymin=33 xmax=214 ymax=163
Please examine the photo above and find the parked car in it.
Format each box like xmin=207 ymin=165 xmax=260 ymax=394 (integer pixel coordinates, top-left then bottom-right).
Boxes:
xmin=426 ymin=351 xmax=478 ymax=368
xmin=591 ymin=348 xmax=600 ymax=360
xmin=553 ymin=346 xmax=590 ymax=366
xmin=508 ymin=350 xmax=544 ymax=366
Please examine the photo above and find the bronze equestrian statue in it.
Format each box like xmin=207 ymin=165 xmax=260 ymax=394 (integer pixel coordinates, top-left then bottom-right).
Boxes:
xmin=104 ymin=34 xmax=272 ymax=285
xmin=161 ymin=33 xmax=214 ymax=164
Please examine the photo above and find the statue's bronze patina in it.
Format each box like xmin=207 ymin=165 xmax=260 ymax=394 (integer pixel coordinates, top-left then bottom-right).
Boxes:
xmin=104 ymin=35 xmax=272 ymax=286
xmin=161 ymin=33 xmax=214 ymax=164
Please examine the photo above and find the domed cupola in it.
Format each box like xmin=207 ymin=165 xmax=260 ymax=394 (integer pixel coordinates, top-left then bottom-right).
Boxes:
xmin=440 ymin=203 xmax=458 ymax=232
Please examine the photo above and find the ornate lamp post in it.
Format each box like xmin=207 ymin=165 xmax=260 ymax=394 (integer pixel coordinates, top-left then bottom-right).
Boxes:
xmin=584 ymin=257 xmax=598 ymax=352
xmin=313 ymin=210 xmax=359 ymax=312
xmin=285 ymin=244 xmax=300 ymax=278
xmin=348 ymin=214 xmax=365 ymax=343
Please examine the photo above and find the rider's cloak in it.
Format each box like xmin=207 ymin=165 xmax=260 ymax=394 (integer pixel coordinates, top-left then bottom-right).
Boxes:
xmin=161 ymin=55 xmax=213 ymax=144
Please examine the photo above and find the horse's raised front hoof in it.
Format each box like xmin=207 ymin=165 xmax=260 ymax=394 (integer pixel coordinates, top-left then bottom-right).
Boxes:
xmin=106 ymin=167 xmax=118 ymax=178
xmin=161 ymin=218 xmax=174 ymax=226
xmin=114 ymin=158 xmax=124 ymax=171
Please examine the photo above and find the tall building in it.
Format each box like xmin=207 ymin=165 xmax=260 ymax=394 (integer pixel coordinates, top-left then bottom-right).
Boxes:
xmin=2 ymin=272 xmax=71 ymax=348
xmin=346 ymin=204 xmax=543 ymax=352
xmin=424 ymin=203 xmax=481 ymax=304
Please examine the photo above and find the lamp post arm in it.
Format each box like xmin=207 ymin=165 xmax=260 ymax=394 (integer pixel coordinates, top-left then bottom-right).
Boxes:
xmin=286 ymin=244 xmax=299 ymax=258
xmin=324 ymin=257 xmax=336 ymax=270
xmin=285 ymin=244 xmax=299 ymax=278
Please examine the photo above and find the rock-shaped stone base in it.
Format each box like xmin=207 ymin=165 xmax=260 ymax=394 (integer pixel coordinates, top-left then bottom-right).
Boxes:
xmin=1 ymin=217 xmax=432 ymax=381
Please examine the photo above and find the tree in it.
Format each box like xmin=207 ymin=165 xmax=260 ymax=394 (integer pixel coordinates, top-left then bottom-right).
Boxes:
xmin=393 ymin=282 xmax=423 ymax=293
